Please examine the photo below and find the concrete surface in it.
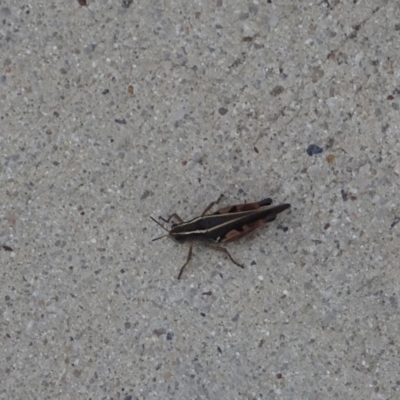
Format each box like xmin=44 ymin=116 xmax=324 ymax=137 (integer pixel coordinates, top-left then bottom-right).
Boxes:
xmin=1 ymin=1 xmax=399 ymax=399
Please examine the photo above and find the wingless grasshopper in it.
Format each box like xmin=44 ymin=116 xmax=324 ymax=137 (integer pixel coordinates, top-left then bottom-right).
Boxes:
xmin=151 ymin=195 xmax=290 ymax=279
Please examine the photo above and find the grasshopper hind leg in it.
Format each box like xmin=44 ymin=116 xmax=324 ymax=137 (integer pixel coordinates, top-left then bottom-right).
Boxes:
xmin=206 ymin=244 xmax=245 ymax=269
xmin=177 ymin=243 xmax=244 ymax=279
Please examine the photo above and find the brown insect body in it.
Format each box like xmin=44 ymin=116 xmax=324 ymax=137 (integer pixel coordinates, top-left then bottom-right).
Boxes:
xmin=171 ymin=201 xmax=290 ymax=244
xmin=151 ymin=196 xmax=290 ymax=279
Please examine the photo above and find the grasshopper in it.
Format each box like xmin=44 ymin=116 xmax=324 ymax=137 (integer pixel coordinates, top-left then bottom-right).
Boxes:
xmin=151 ymin=195 xmax=290 ymax=279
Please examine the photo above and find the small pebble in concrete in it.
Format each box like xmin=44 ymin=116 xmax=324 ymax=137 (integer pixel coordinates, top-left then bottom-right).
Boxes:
xmin=307 ymin=144 xmax=323 ymax=156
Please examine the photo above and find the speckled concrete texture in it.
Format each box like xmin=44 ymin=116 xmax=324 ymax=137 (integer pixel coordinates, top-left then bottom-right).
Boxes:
xmin=1 ymin=1 xmax=400 ymax=399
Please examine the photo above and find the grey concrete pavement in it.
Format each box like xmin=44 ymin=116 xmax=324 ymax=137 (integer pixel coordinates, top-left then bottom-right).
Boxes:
xmin=1 ymin=1 xmax=399 ymax=399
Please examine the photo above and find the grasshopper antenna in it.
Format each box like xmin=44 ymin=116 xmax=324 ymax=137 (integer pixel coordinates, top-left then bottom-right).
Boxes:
xmin=150 ymin=216 xmax=169 ymax=241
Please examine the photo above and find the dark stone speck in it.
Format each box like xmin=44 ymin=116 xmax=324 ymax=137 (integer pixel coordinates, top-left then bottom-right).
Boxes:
xmin=153 ymin=328 xmax=166 ymax=337
xmin=307 ymin=144 xmax=323 ymax=156
xmin=122 ymin=0 xmax=133 ymax=8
